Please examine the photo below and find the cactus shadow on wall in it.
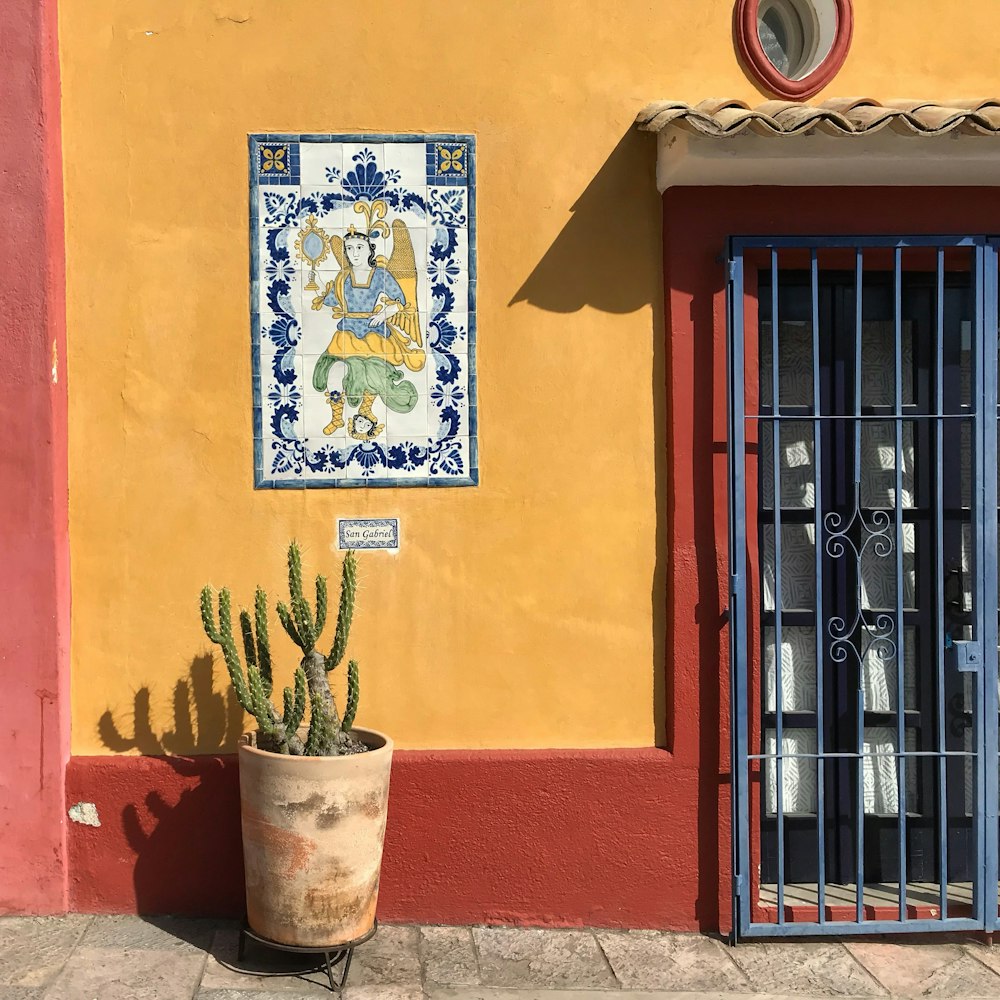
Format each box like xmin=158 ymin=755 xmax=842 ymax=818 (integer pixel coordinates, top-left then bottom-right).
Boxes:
xmin=97 ymin=655 xmax=246 ymax=916
xmin=509 ymin=127 xmax=669 ymax=749
xmin=98 ymin=654 xmax=245 ymax=756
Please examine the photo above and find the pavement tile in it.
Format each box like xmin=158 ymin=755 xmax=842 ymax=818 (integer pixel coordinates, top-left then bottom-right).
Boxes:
xmin=200 ymin=991 xmax=426 ymax=1000
xmin=596 ymin=929 xmax=749 ymax=991
xmin=198 ymin=993 xmax=423 ymax=1000
xmin=964 ymin=940 xmax=1000 ymax=976
xmin=0 ymin=916 xmax=91 ymax=987
xmin=848 ymin=940 xmax=1000 ymax=996
xmin=80 ymin=914 xmax=217 ymax=954
xmin=341 ymin=989 xmax=426 ymax=1000
xmin=426 ymin=989 xmax=844 ymax=1000
xmin=42 ymin=945 xmax=205 ymax=1000
xmin=472 ymin=928 xmax=616 ymax=990
xmin=201 ymin=926 xmax=336 ymax=994
xmin=197 ymin=993 xmax=321 ymax=1000
xmin=846 ymin=940 xmax=956 ymax=995
xmin=349 ymin=925 xmax=422 ymax=986
xmin=917 ymin=952 xmax=1000 ymax=997
xmin=730 ymin=941 xmax=886 ymax=996
xmin=418 ymin=926 xmax=480 ymax=986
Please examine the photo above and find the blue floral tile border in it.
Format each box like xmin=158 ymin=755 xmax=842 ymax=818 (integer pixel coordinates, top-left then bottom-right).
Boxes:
xmin=249 ymin=133 xmax=478 ymax=488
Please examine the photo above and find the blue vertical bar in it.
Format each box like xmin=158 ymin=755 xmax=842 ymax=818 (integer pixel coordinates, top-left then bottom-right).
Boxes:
xmin=894 ymin=247 xmax=908 ymax=922
xmin=729 ymin=245 xmax=751 ymax=937
xmin=984 ymin=240 xmax=1000 ymax=932
xmin=812 ymin=249 xmax=826 ymax=922
xmin=726 ymin=247 xmax=741 ymax=939
xmin=935 ymin=247 xmax=948 ymax=921
xmin=855 ymin=246 xmax=865 ymax=924
xmin=973 ymin=243 xmax=988 ymax=926
xmin=771 ymin=250 xmax=785 ymax=923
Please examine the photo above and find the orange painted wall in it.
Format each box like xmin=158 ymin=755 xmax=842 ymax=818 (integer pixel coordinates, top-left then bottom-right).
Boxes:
xmin=58 ymin=1 xmax=1000 ymax=755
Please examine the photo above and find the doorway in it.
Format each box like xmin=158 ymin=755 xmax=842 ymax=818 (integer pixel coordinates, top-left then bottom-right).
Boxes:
xmin=727 ymin=237 xmax=999 ymax=937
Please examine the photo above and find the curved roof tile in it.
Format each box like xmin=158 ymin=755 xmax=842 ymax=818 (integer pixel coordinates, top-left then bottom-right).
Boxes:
xmin=636 ymin=98 xmax=1000 ymax=137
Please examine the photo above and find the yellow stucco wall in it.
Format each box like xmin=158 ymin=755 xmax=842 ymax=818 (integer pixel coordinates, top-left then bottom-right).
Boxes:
xmin=60 ymin=1 xmax=1000 ymax=754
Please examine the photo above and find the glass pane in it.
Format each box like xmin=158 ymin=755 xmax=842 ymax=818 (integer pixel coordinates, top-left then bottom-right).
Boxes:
xmin=861 ymin=320 xmax=915 ymax=407
xmin=760 ymin=321 xmax=814 ymax=408
xmin=763 ymin=524 xmax=816 ymax=611
xmin=861 ymin=624 xmax=917 ymax=712
xmin=765 ymin=728 xmax=817 ymax=814
xmin=761 ymin=421 xmax=815 ymax=508
xmin=957 ymin=522 xmax=973 ymax=617
xmin=960 ymin=420 xmax=972 ymax=509
xmin=758 ymin=7 xmax=792 ymax=75
xmin=963 ymin=725 xmax=974 ymax=817
xmin=764 ymin=626 xmax=817 ymax=711
xmin=860 ymin=421 xmax=915 ymax=509
xmin=863 ymin=726 xmax=901 ymax=815
xmin=961 ymin=319 xmax=972 ymax=408
xmin=860 ymin=523 xmax=916 ymax=611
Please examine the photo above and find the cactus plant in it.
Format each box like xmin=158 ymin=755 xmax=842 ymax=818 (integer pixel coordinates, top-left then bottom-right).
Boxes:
xmin=200 ymin=541 xmax=365 ymax=756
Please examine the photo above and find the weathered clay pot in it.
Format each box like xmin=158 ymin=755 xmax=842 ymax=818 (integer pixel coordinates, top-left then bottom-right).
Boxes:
xmin=238 ymin=728 xmax=392 ymax=948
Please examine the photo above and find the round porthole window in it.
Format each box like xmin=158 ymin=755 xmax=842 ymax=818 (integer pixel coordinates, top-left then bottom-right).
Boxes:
xmin=734 ymin=0 xmax=853 ymax=100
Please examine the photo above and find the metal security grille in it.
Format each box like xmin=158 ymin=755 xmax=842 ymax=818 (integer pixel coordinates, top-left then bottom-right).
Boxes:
xmin=726 ymin=237 xmax=1000 ymax=939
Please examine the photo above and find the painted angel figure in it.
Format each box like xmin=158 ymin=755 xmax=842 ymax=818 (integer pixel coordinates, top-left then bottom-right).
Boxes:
xmin=311 ymin=202 xmax=426 ymax=441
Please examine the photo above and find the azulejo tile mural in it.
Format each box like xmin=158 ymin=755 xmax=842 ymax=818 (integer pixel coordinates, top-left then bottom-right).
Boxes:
xmin=250 ymin=133 xmax=477 ymax=487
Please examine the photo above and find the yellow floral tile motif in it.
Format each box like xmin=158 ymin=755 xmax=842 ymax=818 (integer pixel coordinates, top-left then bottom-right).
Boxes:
xmin=438 ymin=146 xmax=464 ymax=174
xmin=257 ymin=142 xmax=299 ymax=185
xmin=428 ymin=142 xmax=468 ymax=185
xmin=262 ymin=147 xmax=286 ymax=172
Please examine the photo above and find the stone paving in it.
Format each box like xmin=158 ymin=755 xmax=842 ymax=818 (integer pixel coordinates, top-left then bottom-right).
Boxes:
xmin=5 ymin=917 xmax=1000 ymax=999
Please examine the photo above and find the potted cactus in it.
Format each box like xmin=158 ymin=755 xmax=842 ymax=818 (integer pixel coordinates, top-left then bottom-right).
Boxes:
xmin=199 ymin=541 xmax=391 ymax=949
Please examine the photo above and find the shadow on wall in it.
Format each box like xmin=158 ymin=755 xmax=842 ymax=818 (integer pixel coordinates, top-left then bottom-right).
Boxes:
xmin=97 ymin=655 xmax=245 ymax=915
xmin=99 ymin=654 xmax=244 ymax=756
xmin=510 ymin=128 xmax=670 ymax=748
xmin=510 ymin=129 xmax=663 ymax=314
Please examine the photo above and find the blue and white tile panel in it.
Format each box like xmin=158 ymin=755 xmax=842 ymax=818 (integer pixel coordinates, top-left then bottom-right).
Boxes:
xmin=250 ymin=133 xmax=477 ymax=488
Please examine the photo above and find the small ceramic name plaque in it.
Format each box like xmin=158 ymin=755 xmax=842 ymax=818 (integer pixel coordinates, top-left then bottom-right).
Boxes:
xmin=337 ymin=518 xmax=400 ymax=551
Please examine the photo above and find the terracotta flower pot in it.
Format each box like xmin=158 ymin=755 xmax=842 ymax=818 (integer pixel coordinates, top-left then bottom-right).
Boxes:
xmin=238 ymin=727 xmax=393 ymax=948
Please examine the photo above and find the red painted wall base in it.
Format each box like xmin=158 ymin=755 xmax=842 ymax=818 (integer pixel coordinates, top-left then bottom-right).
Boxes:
xmin=66 ymin=749 xmax=708 ymax=929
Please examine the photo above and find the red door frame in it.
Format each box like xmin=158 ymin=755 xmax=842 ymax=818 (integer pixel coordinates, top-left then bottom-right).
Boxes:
xmin=663 ymin=186 xmax=1000 ymax=935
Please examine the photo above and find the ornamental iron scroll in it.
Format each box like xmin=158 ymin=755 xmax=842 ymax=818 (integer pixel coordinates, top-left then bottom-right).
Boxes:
xmin=823 ymin=483 xmax=897 ymax=678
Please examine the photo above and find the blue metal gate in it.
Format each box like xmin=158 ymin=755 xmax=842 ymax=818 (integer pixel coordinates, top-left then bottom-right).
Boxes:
xmin=727 ymin=236 xmax=999 ymax=938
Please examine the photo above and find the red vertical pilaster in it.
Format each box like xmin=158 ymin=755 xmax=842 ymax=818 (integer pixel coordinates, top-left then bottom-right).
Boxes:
xmin=0 ymin=0 xmax=70 ymax=914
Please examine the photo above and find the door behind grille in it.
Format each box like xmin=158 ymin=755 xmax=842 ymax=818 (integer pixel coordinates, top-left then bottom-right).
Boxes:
xmin=726 ymin=237 xmax=999 ymax=939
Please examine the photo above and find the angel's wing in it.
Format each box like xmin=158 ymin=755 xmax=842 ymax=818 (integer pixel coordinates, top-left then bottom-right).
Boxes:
xmin=385 ymin=219 xmax=422 ymax=347
xmin=329 ymin=233 xmax=346 ymax=270
xmin=387 ymin=219 xmax=417 ymax=282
